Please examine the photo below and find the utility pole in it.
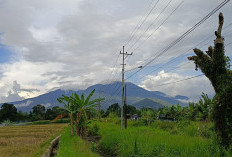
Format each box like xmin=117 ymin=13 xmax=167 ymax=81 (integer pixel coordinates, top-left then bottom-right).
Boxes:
xmin=120 ymin=46 xmax=132 ymax=129
xmin=124 ymin=84 xmax=127 ymax=129
xmin=98 ymin=90 xmax=103 ymax=118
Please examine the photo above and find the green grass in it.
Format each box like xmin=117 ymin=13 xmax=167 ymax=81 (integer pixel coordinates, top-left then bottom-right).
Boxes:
xmin=56 ymin=127 xmax=100 ymax=157
xmin=56 ymin=120 xmax=232 ymax=157
xmin=96 ymin=120 xmax=229 ymax=157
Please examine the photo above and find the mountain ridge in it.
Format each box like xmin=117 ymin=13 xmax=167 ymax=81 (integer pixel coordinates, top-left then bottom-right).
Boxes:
xmin=0 ymin=82 xmax=189 ymax=112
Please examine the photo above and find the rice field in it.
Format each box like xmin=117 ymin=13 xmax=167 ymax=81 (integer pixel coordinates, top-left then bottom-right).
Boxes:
xmin=0 ymin=123 xmax=67 ymax=157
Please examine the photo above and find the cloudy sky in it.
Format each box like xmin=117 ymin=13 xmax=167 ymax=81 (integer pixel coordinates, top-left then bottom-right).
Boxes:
xmin=0 ymin=0 xmax=231 ymax=102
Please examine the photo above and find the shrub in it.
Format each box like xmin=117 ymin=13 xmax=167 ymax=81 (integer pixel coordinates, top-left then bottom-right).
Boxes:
xmin=88 ymin=124 xmax=99 ymax=136
xmin=52 ymin=118 xmax=69 ymax=123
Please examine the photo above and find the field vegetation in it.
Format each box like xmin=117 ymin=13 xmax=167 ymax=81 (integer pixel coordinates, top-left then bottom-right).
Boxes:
xmin=57 ymin=127 xmax=100 ymax=157
xmin=56 ymin=90 xmax=232 ymax=156
xmin=94 ymin=120 xmax=223 ymax=156
xmin=0 ymin=123 xmax=67 ymax=157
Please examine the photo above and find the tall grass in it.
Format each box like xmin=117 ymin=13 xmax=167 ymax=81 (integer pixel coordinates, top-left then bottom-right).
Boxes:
xmin=96 ymin=121 xmax=228 ymax=157
xmin=56 ymin=127 xmax=100 ymax=157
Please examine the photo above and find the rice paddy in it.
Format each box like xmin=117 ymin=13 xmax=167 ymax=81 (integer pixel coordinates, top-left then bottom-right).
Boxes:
xmin=0 ymin=123 xmax=67 ymax=157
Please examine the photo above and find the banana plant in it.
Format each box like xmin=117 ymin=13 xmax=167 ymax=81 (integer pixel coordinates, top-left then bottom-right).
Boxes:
xmin=197 ymin=93 xmax=214 ymax=121
xmin=57 ymin=95 xmax=77 ymax=136
xmin=58 ymin=89 xmax=104 ymax=136
xmin=69 ymin=89 xmax=104 ymax=136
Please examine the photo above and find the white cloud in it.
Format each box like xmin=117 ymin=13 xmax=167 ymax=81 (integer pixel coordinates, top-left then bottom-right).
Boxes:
xmin=42 ymin=103 xmax=51 ymax=108
xmin=0 ymin=61 xmax=66 ymax=102
xmin=139 ymin=70 xmax=215 ymax=99
xmin=29 ymin=26 xmax=63 ymax=43
xmin=0 ymin=81 xmax=39 ymax=103
xmin=15 ymin=100 xmax=33 ymax=108
xmin=0 ymin=0 xmax=231 ymax=102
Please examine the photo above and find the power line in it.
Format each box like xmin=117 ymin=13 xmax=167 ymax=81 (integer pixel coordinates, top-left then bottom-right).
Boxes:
xmin=131 ymin=0 xmax=184 ymax=52
xmin=127 ymin=0 xmax=173 ymax=51
xmin=101 ymin=27 xmax=232 ymax=107
xmin=143 ymin=0 xmax=229 ymax=68
xmin=226 ymin=41 xmax=232 ymax=47
xmin=125 ymin=0 xmax=230 ymax=81
xmin=138 ymin=25 xmax=232 ymax=80
xmin=100 ymin=83 xmax=122 ymax=107
xmin=125 ymin=0 xmax=183 ymax=64
xmin=99 ymin=1 xmax=231 ymax=107
xmin=152 ymin=74 xmax=204 ymax=87
xmin=124 ymin=0 xmax=160 ymax=47
xmin=101 ymin=0 xmax=159 ymax=103
xmin=102 ymin=73 xmax=204 ymax=106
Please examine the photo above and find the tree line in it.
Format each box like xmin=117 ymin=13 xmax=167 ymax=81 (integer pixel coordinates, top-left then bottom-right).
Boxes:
xmin=0 ymin=103 xmax=65 ymax=123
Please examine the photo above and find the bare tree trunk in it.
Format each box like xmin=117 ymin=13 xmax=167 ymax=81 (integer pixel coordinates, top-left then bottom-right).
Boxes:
xmin=188 ymin=13 xmax=232 ymax=148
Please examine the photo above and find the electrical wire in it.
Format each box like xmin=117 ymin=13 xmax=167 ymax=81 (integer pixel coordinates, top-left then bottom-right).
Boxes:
xmin=124 ymin=0 xmax=160 ymax=47
xmin=127 ymin=0 xmax=173 ymax=51
xmin=125 ymin=0 xmax=230 ymax=81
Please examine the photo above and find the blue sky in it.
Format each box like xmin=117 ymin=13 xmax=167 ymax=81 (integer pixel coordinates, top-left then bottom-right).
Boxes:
xmin=0 ymin=44 xmax=12 ymax=63
xmin=0 ymin=0 xmax=231 ymax=103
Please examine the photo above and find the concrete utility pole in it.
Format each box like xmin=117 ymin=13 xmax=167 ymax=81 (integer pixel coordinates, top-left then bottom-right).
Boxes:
xmin=98 ymin=90 xmax=103 ymax=118
xmin=120 ymin=46 xmax=132 ymax=129
xmin=124 ymin=84 xmax=127 ymax=129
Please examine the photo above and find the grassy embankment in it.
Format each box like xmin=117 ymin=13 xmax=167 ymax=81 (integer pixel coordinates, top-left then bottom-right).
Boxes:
xmin=96 ymin=121 xmax=220 ymax=156
xmin=56 ymin=127 xmax=100 ymax=157
xmin=57 ymin=120 xmax=232 ymax=157
xmin=0 ymin=123 xmax=67 ymax=157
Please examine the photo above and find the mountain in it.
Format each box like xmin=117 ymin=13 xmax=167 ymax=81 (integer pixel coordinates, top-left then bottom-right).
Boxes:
xmin=0 ymin=82 xmax=189 ymax=112
xmin=133 ymin=98 xmax=164 ymax=109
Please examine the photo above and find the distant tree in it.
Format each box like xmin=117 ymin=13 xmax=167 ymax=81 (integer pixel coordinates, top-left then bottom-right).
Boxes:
xmin=0 ymin=103 xmax=17 ymax=122
xmin=188 ymin=103 xmax=198 ymax=121
xmin=175 ymin=104 xmax=182 ymax=120
xmin=141 ymin=107 xmax=155 ymax=125
xmin=104 ymin=103 xmax=121 ymax=117
xmin=45 ymin=109 xmax=53 ymax=120
xmin=17 ymin=111 xmax=29 ymax=122
xmin=45 ymin=106 xmax=64 ymax=120
xmin=197 ymin=93 xmax=214 ymax=121
xmin=167 ymin=105 xmax=177 ymax=119
xmin=123 ymin=105 xmax=138 ymax=115
xmin=100 ymin=110 xmax=105 ymax=118
xmin=32 ymin=104 xmax=45 ymax=120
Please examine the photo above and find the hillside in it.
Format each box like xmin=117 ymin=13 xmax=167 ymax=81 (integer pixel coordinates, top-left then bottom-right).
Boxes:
xmin=0 ymin=82 xmax=189 ymax=112
xmin=133 ymin=98 xmax=164 ymax=109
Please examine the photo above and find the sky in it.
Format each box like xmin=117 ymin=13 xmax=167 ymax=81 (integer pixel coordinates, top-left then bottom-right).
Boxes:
xmin=0 ymin=0 xmax=231 ymax=103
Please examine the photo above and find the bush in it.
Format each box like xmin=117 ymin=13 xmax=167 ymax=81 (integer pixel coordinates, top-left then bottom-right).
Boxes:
xmin=152 ymin=121 xmax=176 ymax=132
xmin=129 ymin=120 xmax=146 ymax=127
xmin=52 ymin=118 xmax=69 ymax=123
xmin=88 ymin=124 xmax=99 ymax=136
xmin=98 ymin=134 xmax=119 ymax=156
